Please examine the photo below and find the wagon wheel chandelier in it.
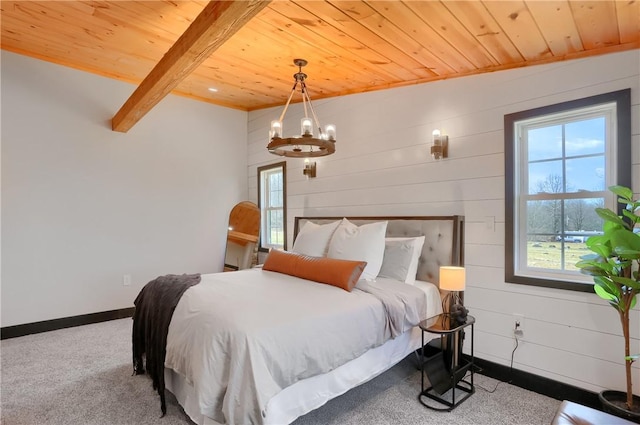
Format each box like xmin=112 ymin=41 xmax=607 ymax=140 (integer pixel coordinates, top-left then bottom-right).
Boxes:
xmin=267 ymin=59 xmax=336 ymax=158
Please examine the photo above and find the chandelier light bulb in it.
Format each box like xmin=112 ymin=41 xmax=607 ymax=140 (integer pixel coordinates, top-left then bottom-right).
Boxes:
xmin=325 ymin=124 xmax=336 ymax=141
xmin=270 ymin=120 xmax=282 ymax=139
xmin=301 ymin=117 xmax=313 ymax=136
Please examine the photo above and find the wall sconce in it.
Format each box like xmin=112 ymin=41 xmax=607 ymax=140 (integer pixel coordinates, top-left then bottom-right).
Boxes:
xmin=303 ymin=159 xmax=317 ymax=178
xmin=431 ymin=129 xmax=448 ymax=160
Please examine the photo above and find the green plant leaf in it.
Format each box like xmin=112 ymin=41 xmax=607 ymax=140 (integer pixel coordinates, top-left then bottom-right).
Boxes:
xmin=610 ymin=276 xmax=640 ymax=290
xmin=612 ymin=248 xmax=640 ymax=260
xmin=611 ymin=228 xmax=640 ymax=251
xmin=575 ymin=259 xmax=596 ymax=269
xmin=590 ymin=246 xmax=612 ymax=258
xmin=585 ymin=235 xmax=612 ymax=258
xmin=630 ymin=295 xmax=637 ymax=310
xmin=596 ymin=208 xmax=629 ymax=229
xmin=585 ymin=235 xmax=607 ymax=247
xmin=576 ymin=265 xmax=607 ymax=277
xmin=593 ymin=276 xmax=620 ymax=302
xmin=622 ymin=209 xmax=640 ymax=223
xmin=625 ymin=354 xmax=639 ymax=362
xmin=610 ymin=185 xmax=633 ymax=201
xmin=594 ymin=275 xmax=621 ymax=296
xmin=576 ymin=258 xmax=614 ymax=276
xmin=578 ymin=253 xmax=599 ymax=261
xmin=594 ymin=284 xmax=617 ymax=302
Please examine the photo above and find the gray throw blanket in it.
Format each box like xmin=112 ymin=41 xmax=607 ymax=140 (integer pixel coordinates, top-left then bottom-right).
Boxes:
xmin=356 ymin=278 xmax=427 ymax=338
xmin=132 ymin=273 xmax=201 ymax=416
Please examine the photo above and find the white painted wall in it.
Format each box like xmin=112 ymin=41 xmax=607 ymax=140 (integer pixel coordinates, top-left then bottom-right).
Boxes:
xmin=247 ymin=50 xmax=640 ymax=395
xmin=1 ymin=51 xmax=248 ymax=327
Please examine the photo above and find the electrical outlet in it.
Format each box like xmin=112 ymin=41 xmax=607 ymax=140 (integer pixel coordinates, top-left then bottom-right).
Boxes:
xmin=513 ymin=313 xmax=525 ymax=336
xmin=123 ymin=274 xmax=132 ymax=286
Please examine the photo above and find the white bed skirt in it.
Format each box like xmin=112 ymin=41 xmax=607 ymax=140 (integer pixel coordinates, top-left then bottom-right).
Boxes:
xmin=165 ymin=324 xmax=435 ymax=425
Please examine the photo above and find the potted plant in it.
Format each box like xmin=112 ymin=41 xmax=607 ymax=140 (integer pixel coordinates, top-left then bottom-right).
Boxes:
xmin=577 ymin=185 xmax=639 ymax=422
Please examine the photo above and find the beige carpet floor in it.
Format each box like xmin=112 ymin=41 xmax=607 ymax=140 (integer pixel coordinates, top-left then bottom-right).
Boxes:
xmin=1 ymin=318 xmax=560 ymax=425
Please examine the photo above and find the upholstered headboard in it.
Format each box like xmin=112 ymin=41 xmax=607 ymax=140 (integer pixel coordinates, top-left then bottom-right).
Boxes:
xmin=293 ymin=216 xmax=464 ymax=286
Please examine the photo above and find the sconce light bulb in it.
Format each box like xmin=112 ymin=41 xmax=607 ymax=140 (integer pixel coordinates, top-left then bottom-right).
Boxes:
xmin=430 ymin=129 xmax=448 ymax=160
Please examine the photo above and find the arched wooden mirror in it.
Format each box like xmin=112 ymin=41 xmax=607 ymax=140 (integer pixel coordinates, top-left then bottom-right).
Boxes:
xmin=224 ymin=201 xmax=260 ymax=271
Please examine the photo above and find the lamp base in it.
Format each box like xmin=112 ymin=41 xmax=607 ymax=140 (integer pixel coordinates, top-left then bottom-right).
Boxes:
xmin=442 ymin=291 xmax=462 ymax=314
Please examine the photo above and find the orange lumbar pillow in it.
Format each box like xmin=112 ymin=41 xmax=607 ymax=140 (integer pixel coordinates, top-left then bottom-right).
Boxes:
xmin=262 ymin=249 xmax=367 ymax=292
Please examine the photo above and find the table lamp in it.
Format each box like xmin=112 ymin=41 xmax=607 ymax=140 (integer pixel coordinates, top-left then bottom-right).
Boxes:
xmin=440 ymin=266 xmax=466 ymax=315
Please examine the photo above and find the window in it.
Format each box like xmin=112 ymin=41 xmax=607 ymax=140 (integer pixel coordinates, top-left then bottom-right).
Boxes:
xmin=258 ymin=162 xmax=287 ymax=251
xmin=505 ymin=90 xmax=631 ymax=291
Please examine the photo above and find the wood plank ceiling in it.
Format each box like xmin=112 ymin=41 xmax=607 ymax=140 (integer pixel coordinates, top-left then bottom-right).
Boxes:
xmin=2 ymin=1 xmax=639 ymax=115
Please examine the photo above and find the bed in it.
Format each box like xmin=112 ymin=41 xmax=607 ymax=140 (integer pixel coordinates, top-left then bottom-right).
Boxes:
xmin=161 ymin=215 xmax=464 ymax=425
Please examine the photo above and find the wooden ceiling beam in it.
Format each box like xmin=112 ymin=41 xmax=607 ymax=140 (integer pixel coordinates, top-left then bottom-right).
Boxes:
xmin=111 ymin=0 xmax=270 ymax=133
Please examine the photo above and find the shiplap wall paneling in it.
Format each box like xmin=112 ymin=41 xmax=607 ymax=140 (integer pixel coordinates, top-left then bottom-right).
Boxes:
xmin=247 ymin=50 xmax=640 ymax=396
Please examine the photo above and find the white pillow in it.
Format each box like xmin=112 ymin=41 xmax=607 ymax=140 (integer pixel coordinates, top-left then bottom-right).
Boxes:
xmin=327 ymin=218 xmax=388 ymax=280
xmin=292 ymin=220 xmax=341 ymax=257
xmin=379 ymin=236 xmax=425 ymax=284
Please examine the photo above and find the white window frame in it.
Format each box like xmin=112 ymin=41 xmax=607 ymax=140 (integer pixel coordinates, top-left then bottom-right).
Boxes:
xmin=505 ymin=90 xmax=631 ymax=292
xmin=258 ymin=162 xmax=286 ymax=251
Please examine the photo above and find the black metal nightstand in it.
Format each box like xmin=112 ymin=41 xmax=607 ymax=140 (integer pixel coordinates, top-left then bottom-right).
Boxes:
xmin=418 ymin=313 xmax=475 ymax=411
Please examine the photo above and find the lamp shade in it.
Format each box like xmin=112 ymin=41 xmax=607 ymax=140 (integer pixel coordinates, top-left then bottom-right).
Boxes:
xmin=439 ymin=266 xmax=466 ymax=291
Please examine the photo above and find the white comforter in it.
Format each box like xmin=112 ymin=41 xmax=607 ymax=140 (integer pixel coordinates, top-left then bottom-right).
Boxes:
xmin=165 ymin=268 xmax=427 ymax=425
